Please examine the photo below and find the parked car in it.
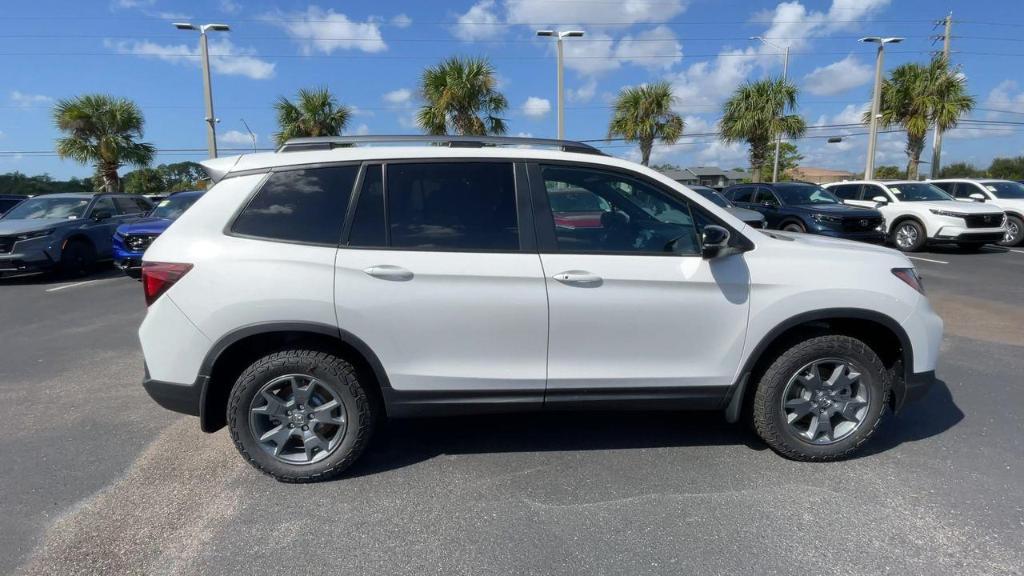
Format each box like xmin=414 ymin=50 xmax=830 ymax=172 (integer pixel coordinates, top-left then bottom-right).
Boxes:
xmin=114 ymin=190 xmax=205 ymax=277
xmin=928 ymin=179 xmax=1024 ymax=246
xmin=0 ymin=193 xmax=152 ymax=277
xmin=824 ymin=180 xmax=1006 ymax=252
xmin=688 ymin=185 xmax=766 ymax=228
xmin=0 ymin=194 xmax=26 ymax=216
xmin=723 ymin=181 xmax=885 ymax=243
xmin=139 ymin=135 xmax=942 ymax=482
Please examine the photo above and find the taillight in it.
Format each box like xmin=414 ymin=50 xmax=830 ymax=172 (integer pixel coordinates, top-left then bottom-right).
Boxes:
xmin=142 ymin=261 xmax=193 ymax=306
xmin=892 ymin=267 xmax=925 ymax=295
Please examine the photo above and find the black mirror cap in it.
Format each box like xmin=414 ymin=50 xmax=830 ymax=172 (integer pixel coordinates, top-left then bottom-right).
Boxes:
xmin=701 ymin=225 xmax=731 ymax=259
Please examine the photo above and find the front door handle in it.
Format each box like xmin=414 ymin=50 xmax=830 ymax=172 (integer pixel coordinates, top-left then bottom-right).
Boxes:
xmin=363 ymin=265 xmax=413 ymax=281
xmin=553 ymin=270 xmax=603 ymax=286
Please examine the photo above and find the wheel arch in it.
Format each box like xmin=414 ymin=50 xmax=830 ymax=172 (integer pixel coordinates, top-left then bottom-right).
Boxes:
xmin=724 ymin=308 xmax=913 ymax=423
xmin=198 ymin=322 xmax=391 ymax=432
xmin=889 ymin=214 xmax=927 ymax=236
xmin=61 ymin=233 xmax=95 ymax=251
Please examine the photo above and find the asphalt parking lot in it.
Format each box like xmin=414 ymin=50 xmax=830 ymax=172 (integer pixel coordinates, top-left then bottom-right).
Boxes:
xmin=2 ymin=246 xmax=1023 ymax=576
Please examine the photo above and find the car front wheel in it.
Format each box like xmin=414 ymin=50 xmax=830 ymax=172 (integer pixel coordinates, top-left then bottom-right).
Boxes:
xmin=752 ymin=335 xmax=889 ymax=461
xmin=891 ymin=220 xmax=926 ymax=252
xmin=999 ymin=215 xmax=1023 ymax=247
xmin=228 ymin=349 xmax=376 ymax=482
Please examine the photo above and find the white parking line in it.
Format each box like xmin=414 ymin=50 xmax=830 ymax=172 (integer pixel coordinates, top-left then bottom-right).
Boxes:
xmin=1010 ymin=249 xmax=1024 ymax=255
xmin=45 ymin=277 xmax=119 ymax=293
xmin=907 ymin=256 xmax=949 ymax=264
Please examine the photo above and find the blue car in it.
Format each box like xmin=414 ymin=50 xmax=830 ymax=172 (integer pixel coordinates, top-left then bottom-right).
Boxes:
xmin=113 ymin=190 xmax=204 ymax=277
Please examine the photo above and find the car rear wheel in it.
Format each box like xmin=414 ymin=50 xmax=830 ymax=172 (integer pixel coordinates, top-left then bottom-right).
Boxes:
xmin=228 ymin=349 xmax=376 ymax=483
xmin=891 ymin=220 xmax=926 ymax=252
xmin=752 ymin=335 xmax=889 ymax=461
xmin=59 ymin=239 xmax=96 ymax=278
xmin=999 ymin=215 xmax=1023 ymax=247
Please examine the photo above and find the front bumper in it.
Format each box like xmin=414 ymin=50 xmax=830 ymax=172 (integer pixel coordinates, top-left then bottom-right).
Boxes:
xmin=933 ymin=225 xmax=1005 ymax=243
xmin=893 ymin=370 xmax=936 ymax=411
xmin=0 ymin=251 xmax=56 ymax=276
xmin=814 ymin=228 xmax=887 ymax=243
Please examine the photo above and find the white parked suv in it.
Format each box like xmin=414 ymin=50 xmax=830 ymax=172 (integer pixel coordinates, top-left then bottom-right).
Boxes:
xmin=824 ymin=180 xmax=1006 ymax=252
xmin=928 ymin=179 xmax=1024 ymax=246
xmin=139 ymin=136 xmax=943 ymax=482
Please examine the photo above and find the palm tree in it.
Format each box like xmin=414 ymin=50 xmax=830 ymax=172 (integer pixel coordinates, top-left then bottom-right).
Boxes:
xmin=720 ymin=78 xmax=806 ymax=182
xmin=274 ymin=87 xmax=351 ymax=146
xmin=53 ymin=95 xmax=155 ymax=193
xmin=417 ymin=56 xmax=508 ymax=135
xmin=869 ymin=56 xmax=974 ymax=179
xmin=607 ymin=82 xmax=684 ymax=166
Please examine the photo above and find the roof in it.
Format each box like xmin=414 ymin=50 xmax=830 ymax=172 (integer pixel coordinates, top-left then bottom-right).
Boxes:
xmin=659 ymin=167 xmax=748 ymax=180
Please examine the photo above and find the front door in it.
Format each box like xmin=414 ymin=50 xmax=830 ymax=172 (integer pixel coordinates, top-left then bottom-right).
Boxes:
xmin=531 ymin=163 xmax=751 ymax=399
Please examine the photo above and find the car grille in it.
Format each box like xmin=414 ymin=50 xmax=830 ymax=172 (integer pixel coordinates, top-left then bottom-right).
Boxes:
xmin=963 ymin=213 xmax=1005 ymax=229
xmin=0 ymin=236 xmax=13 ymax=254
xmin=125 ymin=233 xmax=157 ymax=252
xmin=842 ymin=217 xmax=884 ymax=232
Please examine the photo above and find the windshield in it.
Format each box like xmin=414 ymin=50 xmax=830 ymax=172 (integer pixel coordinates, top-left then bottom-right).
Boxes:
xmin=772 ymin=183 xmax=840 ymax=205
xmin=150 ymin=194 xmax=201 ymax=220
xmin=691 ymin=187 xmax=732 ymax=208
xmin=981 ymin=181 xmax=1024 ymax=199
xmin=888 ymin=183 xmax=953 ymax=202
xmin=3 ymin=196 xmax=89 ymax=220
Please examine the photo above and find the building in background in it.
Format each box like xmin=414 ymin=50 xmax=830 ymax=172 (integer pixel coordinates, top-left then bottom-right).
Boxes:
xmin=661 ymin=167 xmax=749 ymax=190
xmin=788 ymin=166 xmax=855 ymax=184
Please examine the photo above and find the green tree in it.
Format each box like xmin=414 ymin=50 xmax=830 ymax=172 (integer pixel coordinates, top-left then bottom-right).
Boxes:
xmin=778 ymin=142 xmax=804 ymax=180
xmin=122 ymin=167 xmax=167 ymax=195
xmin=987 ymin=156 xmax=1024 ymax=180
xmin=607 ymin=82 xmax=684 ymax=167
xmin=720 ymin=78 xmax=806 ymax=182
xmin=274 ymin=87 xmax=351 ymax=146
xmin=651 ymin=163 xmax=682 ymax=173
xmin=870 ymin=56 xmax=974 ymax=180
xmin=874 ymin=165 xmax=906 ymax=179
xmin=159 ymin=161 xmax=207 ymax=191
xmin=417 ymin=56 xmax=508 ymax=135
xmin=938 ymin=162 xmax=984 ymax=178
xmin=53 ymin=94 xmax=155 ymax=193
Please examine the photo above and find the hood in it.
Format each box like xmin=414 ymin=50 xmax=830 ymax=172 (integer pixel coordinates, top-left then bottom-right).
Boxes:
xmin=0 ymin=217 xmax=76 ymax=235
xmin=902 ymin=199 xmax=1003 ymax=214
xmin=789 ymin=203 xmax=882 ymax=217
xmin=988 ymin=198 xmax=1024 ymax=212
xmin=766 ymin=229 xmax=902 ymax=257
xmin=726 ymin=206 xmax=765 ymax=224
xmin=116 ymin=217 xmax=172 ymax=236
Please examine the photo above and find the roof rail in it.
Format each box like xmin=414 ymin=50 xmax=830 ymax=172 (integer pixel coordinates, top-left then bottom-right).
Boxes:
xmin=277 ymin=134 xmax=604 ymax=155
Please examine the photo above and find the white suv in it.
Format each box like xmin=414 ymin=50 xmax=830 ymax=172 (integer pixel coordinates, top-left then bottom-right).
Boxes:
xmin=139 ymin=136 xmax=942 ymax=482
xmin=824 ymin=180 xmax=1006 ymax=252
xmin=928 ymin=179 xmax=1024 ymax=246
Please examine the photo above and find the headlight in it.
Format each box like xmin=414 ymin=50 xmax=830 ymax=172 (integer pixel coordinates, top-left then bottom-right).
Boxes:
xmin=812 ymin=214 xmax=842 ymax=224
xmin=15 ymin=229 xmax=53 ymax=241
xmin=929 ymin=209 xmax=966 ymax=218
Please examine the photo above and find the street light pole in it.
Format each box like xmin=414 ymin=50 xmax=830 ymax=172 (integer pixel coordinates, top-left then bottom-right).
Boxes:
xmin=860 ymin=36 xmax=903 ymax=180
xmin=751 ymin=36 xmax=790 ymax=181
xmin=537 ymin=30 xmax=584 ymax=139
xmin=175 ymin=22 xmax=231 ymax=159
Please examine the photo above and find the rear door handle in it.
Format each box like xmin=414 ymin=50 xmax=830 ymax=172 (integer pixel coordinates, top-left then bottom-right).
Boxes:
xmin=553 ymin=271 xmax=603 ymax=286
xmin=363 ymin=265 xmax=413 ymax=281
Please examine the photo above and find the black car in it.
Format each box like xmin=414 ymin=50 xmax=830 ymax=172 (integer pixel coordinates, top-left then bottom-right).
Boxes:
xmin=688 ymin=185 xmax=767 ymax=228
xmin=0 ymin=194 xmax=26 ymax=216
xmin=723 ymin=182 xmax=885 ymax=243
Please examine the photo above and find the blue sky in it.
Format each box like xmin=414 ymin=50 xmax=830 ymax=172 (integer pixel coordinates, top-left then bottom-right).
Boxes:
xmin=2 ymin=0 xmax=1023 ymax=179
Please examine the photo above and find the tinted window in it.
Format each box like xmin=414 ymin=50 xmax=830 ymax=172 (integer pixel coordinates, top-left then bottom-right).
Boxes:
xmin=887 ymin=183 xmax=952 ymax=202
xmin=863 ymin=185 xmax=890 ymax=201
xmin=830 ymin=184 xmax=862 ymax=200
xmin=348 ymin=164 xmax=386 ymax=247
xmin=540 ymin=164 xmax=699 ymax=255
xmin=115 ymin=196 xmax=145 ymax=215
xmin=90 ymin=197 xmax=116 ymax=217
xmin=0 ymin=198 xmax=21 ymax=214
xmin=772 ymin=183 xmax=840 ymax=205
xmin=386 ymin=162 xmax=518 ymax=251
xmin=135 ymin=197 xmax=154 ymax=211
xmin=729 ymin=187 xmax=754 ymax=203
xmin=691 ymin=186 xmax=732 ymax=208
xmin=754 ymin=188 xmax=779 ymax=206
xmin=982 ymin=180 xmax=1024 ymax=199
xmin=232 ymin=166 xmax=358 ymax=245
xmin=150 ymin=194 xmax=200 ymax=220
xmin=931 ymin=182 xmax=957 ymax=195
xmin=4 ymin=196 xmax=89 ymax=219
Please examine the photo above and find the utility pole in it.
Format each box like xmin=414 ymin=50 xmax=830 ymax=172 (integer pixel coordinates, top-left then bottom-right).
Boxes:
xmin=861 ymin=36 xmax=904 ymax=180
xmin=536 ymin=30 xmax=585 ymax=139
xmin=751 ymin=37 xmax=790 ymax=181
xmin=930 ymin=12 xmax=952 ymax=178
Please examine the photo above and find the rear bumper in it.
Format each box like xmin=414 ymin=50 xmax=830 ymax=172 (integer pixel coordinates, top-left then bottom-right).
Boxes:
xmin=143 ymin=365 xmax=203 ymax=417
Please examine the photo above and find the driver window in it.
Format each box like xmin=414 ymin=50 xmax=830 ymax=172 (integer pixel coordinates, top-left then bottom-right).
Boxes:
xmin=540 ymin=164 xmax=700 ymax=255
xmin=90 ymin=197 xmax=116 ymax=218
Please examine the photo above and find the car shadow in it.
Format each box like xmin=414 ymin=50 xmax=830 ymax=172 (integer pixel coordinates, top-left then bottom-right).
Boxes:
xmin=344 ymin=378 xmax=963 ymax=478
xmin=0 ymin=263 xmax=124 ymax=286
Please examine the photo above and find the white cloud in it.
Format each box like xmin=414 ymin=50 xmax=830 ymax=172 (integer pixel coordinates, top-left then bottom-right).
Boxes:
xmin=803 ymin=55 xmax=873 ymax=96
xmin=10 ymin=91 xmax=54 ymax=108
xmin=220 ymin=0 xmax=241 ymax=14
xmin=521 ymin=96 xmax=551 ymax=118
xmin=114 ymin=0 xmax=155 ymax=8
xmin=383 ymin=88 xmax=412 ymax=105
xmin=506 ymin=0 xmax=688 ymax=26
xmin=985 ymin=80 xmax=1024 ymax=114
xmin=568 ymin=79 xmax=597 ymax=103
xmin=945 ymin=80 xmax=1020 ymax=139
xmin=353 ymin=123 xmax=370 ymax=135
xmin=219 ymin=130 xmax=256 ymax=145
xmin=105 ymin=38 xmax=275 ymax=79
xmin=562 ymin=31 xmax=620 ymax=75
xmin=613 ymin=25 xmax=682 ymax=70
xmin=516 ymin=132 xmax=533 ymax=138
xmin=667 ymin=48 xmax=757 ymax=109
xmin=453 ymin=0 xmax=501 ymax=42
xmin=391 ymin=13 xmax=412 ymax=28
xmin=697 ymin=140 xmax=747 ymax=166
xmin=269 ymin=6 xmax=387 ymax=54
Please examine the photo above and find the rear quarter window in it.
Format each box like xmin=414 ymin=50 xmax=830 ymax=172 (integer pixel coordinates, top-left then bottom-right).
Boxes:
xmin=231 ymin=166 xmax=359 ymax=245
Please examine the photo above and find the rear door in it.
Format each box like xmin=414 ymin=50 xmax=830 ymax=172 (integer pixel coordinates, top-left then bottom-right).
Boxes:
xmin=334 ymin=161 xmax=548 ymax=400
xmin=531 ymin=162 xmax=750 ymax=402
xmin=847 ymin=184 xmax=888 ymax=208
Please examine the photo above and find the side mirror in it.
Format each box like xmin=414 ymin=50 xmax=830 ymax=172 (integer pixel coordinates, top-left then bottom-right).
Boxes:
xmin=701 ymin=225 xmax=731 ymax=259
xmin=872 ymin=195 xmax=889 ymax=205
xmin=92 ymin=210 xmax=112 ymax=221
xmin=969 ymin=193 xmax=986 ymax=202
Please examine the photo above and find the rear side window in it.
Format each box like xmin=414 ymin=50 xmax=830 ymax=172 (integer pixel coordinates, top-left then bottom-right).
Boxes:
xmin=386 ymin=162 xmax=518 ymax=251
xmin=931 ymin=182 xmax=957 ymax=196
xmin=729 ymin=187 xmax=753 ymax=203
xmin=830 ymin=184 xmax=862 ymax=200
xmin=754 ymin=188 xmax=779 ymax=206
xmin=232 ymin=166 xmax=358 ymax=245
xmin=115 ymin=196 xmax=146 ymax=215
